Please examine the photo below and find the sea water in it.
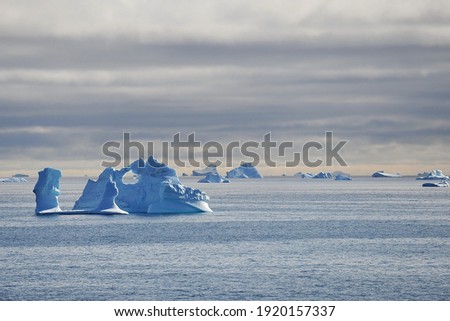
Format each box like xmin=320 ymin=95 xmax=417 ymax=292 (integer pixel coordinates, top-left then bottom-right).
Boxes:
xmin=0 ymin=177 xmax=449 ymax=300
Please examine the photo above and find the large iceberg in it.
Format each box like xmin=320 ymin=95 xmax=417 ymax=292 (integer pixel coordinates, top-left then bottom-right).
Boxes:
xmin=372 ymin=171 xmax=402 ymax=178
xmin=416 ymin=169 xmax=449 ymax=180
xmin=33 ymin=168 xmax=63 ymax=213
xmin=198 ymin=172 xmax=230 ymax=183
xmin=192 ymin=164 xmax=218 ymax=176
xmin=226 ymin=163 xmax=263 ymax=179
xmin=33 ymin=167 xmax=128 ymax=215
xmin=74 ymin=156 xmax=211 ymax=214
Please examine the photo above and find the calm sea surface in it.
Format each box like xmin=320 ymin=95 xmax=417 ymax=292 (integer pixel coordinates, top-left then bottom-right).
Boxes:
xmin=1 ymin=177 xmax=449 ymax=300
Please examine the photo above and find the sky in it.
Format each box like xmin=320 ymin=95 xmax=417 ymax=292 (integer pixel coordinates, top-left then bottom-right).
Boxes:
xmin=1 ymin=0 xmax=450 ymax=176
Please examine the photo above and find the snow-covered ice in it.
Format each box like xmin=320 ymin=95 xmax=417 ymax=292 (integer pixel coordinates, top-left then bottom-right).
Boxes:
xmin=198 ymin=172 xmax=230 ymax=183
xmin=416 ymin=169 xmax=449 ymax=180
xmin=226 ymin=163 xmax=262 ymax=179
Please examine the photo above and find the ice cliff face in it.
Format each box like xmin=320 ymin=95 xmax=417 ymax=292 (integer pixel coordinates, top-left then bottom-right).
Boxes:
xmin=226 ymin=163 xmax=263 ymax=179
xmin=73 ymin=156 xmax=211 ymax=214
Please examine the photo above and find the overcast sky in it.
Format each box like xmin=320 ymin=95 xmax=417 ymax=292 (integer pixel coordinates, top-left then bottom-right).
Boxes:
xmin=1 ymin=0 xmax=450 ymax=176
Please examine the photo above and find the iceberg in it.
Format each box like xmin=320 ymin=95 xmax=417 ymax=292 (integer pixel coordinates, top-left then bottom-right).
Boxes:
xmin=74 ymin=156 xmax=211 ymax=214
xmin=198 ymin=172 xmax=230 ymax=183
xmin=313 ymin=172 xmax=333 ymax=179
xmin=33 ymin=167 xmax=128 ymax=215
xmin=372 ymin=171 xmax=402 ymax=178
xmin=91 ymin=178 xmax=128 ymax=214
xmin=295 ymin=172 xmax=314 ymax=179
xmin=13 ymin=173 xmax=29 ymax=178
xmin=335 ymin=174 xmax=352 ymax=181
xmin=33 ymin=168 xmax=62 ymax=213
xmin=422 ymin=181 xmax=448 ymax=187
xmin=0 ymin=177 xmax=27 ymax=182
xmin=416 ymin=169 xmax=449 ymax=180
xmin=192 ymin=164 xmax=218 ymax=176
xmin=226 ymin=163 xmax=263 ymax=179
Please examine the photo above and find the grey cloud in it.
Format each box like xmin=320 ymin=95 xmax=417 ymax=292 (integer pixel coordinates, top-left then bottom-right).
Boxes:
xmin=1 ymin=1 xmax=450 ymax=173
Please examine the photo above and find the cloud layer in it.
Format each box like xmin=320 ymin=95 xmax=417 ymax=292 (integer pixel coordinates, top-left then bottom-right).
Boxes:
xmin=1 ymin=1 xmax=450 ymax=175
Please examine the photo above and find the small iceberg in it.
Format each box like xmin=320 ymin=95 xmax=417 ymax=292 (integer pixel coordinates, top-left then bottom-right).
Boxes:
xmin=192 ymin=164 xmax=218 ymax=176
xmin=372 ymin=171 xmax=402 ymax=178
xmin=313 ymin=172 xmax=333 ymax=179
xmin=198 ymin=172 xmax=229 ymax=183
xmin=422 ymin=181 xmax=449 ymax=188
xmin=226 ymin=163 xmax=263 ymax=179
xmin=0 ymin=177 xmax=27 ymax=183
xmin=13 ymin=173 xmax=29 ymax=178
xmin=33 ymin=168 xmax=128 ymax=215
xmin=295 ymin=172 xmax=314 ymax=179
xmin=335 ymin=174 xmax=352 ymax=181
xmin=416 ymin=169 xmax=449 ymax=180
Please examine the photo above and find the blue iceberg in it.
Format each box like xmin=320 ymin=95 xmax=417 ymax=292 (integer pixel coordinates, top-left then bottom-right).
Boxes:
xmin=74 ymin=156 xmax=211 ymax=214
xmin=198 ymin=172 xmax=230 ymax=183
xmin=192 ymin=164 xmax=218 ymax=176
xmin=372 ymin=171 xmax=402 ymax=178
xmin=416 ymin=169 xmax=449 ymax=180
xmin=33 ymin=168 xmax=127 ymax=215
xmin=295 ymin=172 xmax=314 ymax=179
xmin=33 ymin=168 xmax=63 ymax=214
xmin=0 ymin=177 xmax=27 ymax=182
xmin=422 ymin=181 xmax=448 ymax=187
xmin=335 ymin=174 xmax=352 ymax=181
xmin=313 ymin=172 xmax=333 ymax=179
xmin=226 ymin=163 xmax=263 ymax=179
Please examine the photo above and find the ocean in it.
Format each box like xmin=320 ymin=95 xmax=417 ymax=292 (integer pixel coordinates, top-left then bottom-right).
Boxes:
xmin=1 ymin=176 xmax=449 ymax=300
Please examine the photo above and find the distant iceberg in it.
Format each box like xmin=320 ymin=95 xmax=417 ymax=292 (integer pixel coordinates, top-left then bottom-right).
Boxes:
xmin=0 ymin=177 xmax=27 ymax=182
xmin=295 ymin=172 xmax=314 ymax=179
xmin=313 ymin=172 xmax=333 ymax=179
xmin=33 ymin=167 xmax=127 ymax=215
xmin=192 ymin=164 xmax=218 ymax=176
xmin=13 ymin=173 xmax=29 ymax=178
xmin=226 ymin=163 xmax=263 ymax=179
xmin=422 ymin=181 xmax=448 ymax=187
xmin=335 ymin=174 xmax=352 ymax=181
xmin=372 ymin=171 xmax=402 ymax=178
xmin=74 ymin=156 xmax=211 ymax=214
xmin=416 ymin=169 xmax=449 ymax=180
xmin=198 ymin=172 xmax=229 ymax=183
